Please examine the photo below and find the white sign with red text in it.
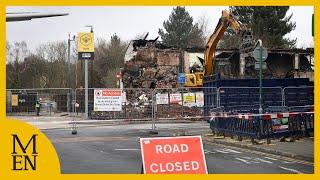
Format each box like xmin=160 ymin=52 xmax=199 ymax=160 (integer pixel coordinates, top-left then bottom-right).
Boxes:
xmin=94 ymin=89 xmax=122 ymax=111
xmin=169 ymin=93 xmax=182 ymax=104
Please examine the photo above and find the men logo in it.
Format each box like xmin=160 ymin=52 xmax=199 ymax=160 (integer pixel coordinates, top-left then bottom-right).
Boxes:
xmin=11 ymin=134 xmax=38 ymax=171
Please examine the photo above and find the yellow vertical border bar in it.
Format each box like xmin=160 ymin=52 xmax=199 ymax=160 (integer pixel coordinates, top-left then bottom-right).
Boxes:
xmin=314 ymin=1 xmax=318 ymax=175
xmin=0 ymin=1 xmax=5 ymax=121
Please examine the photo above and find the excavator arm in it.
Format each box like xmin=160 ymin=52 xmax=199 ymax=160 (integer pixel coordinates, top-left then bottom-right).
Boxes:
xmin=204 ymin=10 xmax=254 ymax=76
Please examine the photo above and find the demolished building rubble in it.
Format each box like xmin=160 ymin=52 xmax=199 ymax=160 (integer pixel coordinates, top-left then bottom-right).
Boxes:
xmin=91 ymin=37 xmax=314 ymax=120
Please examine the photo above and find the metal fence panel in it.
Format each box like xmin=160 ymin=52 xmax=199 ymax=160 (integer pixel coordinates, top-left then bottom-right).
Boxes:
xmin=218 ymin=87 xmax=283 ymax=109
xmin=153 ymin=87 xmax=217 ymax=121
xmin=6 ymin=88 xmax=72 ymax=115
xmin=283 ymin=86 xmax=314 ymax=107
xmin=75 ymin=88 xmax=153 ymax=120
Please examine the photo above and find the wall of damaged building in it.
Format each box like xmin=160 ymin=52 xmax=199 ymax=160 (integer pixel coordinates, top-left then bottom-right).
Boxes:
xmin=215 ymin=50 xmax=314 ymax=80
xmin=123 ymin=40 xmax=314 ymax=89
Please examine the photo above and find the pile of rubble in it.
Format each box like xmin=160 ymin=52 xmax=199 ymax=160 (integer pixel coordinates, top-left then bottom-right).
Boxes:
xmin=122 ymin=46 xmax=180 ymax=89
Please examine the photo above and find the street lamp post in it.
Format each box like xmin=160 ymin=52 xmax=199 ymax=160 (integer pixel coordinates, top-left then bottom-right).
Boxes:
xmin=67 ymin=33 xmax=75 ymax=113
xmin=84 ymin=25 xmax=93 ymax=119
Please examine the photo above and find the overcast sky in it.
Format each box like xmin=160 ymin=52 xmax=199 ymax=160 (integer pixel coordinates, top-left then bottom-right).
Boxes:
xmin=6 ymin=6 xmax=314 ymax=52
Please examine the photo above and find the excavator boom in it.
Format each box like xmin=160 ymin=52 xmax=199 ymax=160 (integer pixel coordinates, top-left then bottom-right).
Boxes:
xmin=204 ymin=10 xmax=255 ymax=76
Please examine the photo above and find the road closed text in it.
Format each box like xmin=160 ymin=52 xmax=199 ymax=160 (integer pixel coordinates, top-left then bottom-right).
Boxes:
xmin=150 ymin=144 xmax=199 ymax=173
xmin=140 ymin=136 xmax=207 ymax=174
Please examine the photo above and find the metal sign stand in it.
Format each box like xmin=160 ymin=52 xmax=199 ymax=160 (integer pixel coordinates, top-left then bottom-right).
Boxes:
xmin=253 ymin=40 xmax=268 ymax=137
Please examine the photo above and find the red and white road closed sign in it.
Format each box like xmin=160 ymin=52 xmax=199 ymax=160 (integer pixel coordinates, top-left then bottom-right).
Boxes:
xmin=140 ymin=136 xmax=207 ymax=174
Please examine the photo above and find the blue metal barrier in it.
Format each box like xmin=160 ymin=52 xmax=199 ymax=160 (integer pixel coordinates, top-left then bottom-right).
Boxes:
xmin=283 ymin=87 xmax=313 ymax=107
xmin=209 ymin=107 xmax=314 ymax=142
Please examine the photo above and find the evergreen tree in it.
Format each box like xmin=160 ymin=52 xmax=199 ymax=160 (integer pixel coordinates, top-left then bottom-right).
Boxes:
xmin=219 ymin=6 xmax=296 ymax=49
xmin=159 ymin=6 xmax=203 ymax=48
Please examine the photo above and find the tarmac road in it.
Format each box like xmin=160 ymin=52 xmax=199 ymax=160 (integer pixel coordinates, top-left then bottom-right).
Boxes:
xmin=42 ymin=123 xmax=313 ymax=174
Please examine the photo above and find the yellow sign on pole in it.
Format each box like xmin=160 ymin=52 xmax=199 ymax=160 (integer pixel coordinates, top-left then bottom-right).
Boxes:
xmin=11 ymin=95 xmax=18 ymax=106
xmin=78 ymin=32 xmax=94 ymax=52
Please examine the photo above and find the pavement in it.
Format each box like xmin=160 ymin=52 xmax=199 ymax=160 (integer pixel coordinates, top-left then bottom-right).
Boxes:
xmin=203 ymin=135 xmax=314 ymax=162
xmin=6 ymin=115 xmax=314 ymax=174
xmin=7 ymin=114 xmax=197 ymax=130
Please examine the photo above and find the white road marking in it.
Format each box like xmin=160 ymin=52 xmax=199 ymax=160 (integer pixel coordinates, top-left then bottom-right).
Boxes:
xmin=204 ymin=150 xmax=216 ymax=154
xmin=282 ymin=161 xmax=294 ymax=164
xmin=215 ymin=149 xmax=231 ymax=154
xmin=114 ymin=149 xmax=139 ymax=151
xmin=255 ymin=158 xmax=273 ymax=164
xmin=264 ymin=156 xmax=278 ymax=161
xmin=240 ymin=157 xmax=273 ymax=164
xmin=279 ymin=166 xmax=303 ymax=174
xmin=242 ymin=157 xmax=260 ymax=163
xmin=222 ymin=148 xmax=242 ymax=154
xmin=235 ymin=157 xmax=251 ymax=164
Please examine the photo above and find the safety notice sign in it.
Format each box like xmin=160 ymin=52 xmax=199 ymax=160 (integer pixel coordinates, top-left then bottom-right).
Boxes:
xmin=156 ymin=93 xmax=169 ymax=105
xmin=94 ymin=89 xmax=122 ymax=111
xmin=140 ymin=136 xmax=207 ymax=174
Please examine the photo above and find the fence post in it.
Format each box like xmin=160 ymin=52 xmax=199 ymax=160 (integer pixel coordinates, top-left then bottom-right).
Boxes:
xmin=181 ymin=88 xmax=184 ymax=118
xmin=72 ymin=89 xmax=77 ymax=135
xmin=217 ymin=87 xmax=220 ymax=107
xmin=150 ymin=89 xmax=158 ymax=134
xmin=282 ymin=87 xmax=286 ymax=107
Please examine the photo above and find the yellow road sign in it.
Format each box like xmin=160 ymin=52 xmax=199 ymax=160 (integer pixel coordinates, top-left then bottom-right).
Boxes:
xmin=78 ymin=32 xmax=94 ymax=52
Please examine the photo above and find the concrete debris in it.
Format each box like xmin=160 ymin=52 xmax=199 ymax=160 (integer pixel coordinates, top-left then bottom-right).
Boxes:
xmin=123 ymin=46 xmax=180 ymax=89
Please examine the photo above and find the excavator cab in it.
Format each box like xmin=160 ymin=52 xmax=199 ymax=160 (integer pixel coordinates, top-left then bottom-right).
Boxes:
xmin=185 ymin=73 xmax=203 ymax=87
xmin=185 ymin=74 xmax=197 ymax=87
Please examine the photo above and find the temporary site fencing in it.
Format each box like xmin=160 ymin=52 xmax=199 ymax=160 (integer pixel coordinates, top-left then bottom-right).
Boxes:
xmin=209 ymin=106 xmax=314 ymax=143
xmin=6 ymin=86 xmax=314 ymax=141
xmin=74 ymin=88 xmax=153 ymax=120
xmin=6 ymin=86 xmax=313 ymax=118
xmin=6 ymin=88 xmax=72 ymax=116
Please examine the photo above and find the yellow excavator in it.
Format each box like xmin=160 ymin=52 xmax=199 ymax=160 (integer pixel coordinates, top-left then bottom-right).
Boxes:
xmin=185 ymin=10 xmax=255 ymax=87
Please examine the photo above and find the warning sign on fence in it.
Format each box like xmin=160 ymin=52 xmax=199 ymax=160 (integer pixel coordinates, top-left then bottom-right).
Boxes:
xmin=140 ymin=136 xmax=207 ymax=174
xmin=195 ymin=92 xmax=204 ymax=107
xmin=156 ymin=93 xmax=169 ymax=105
xmin=183 ymin=93 xmax=195 ymax=107
xmin=94 ymin=89 xmax=122 ymax=111
xmin=170 ymin=93 xmax=182 ymax=104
